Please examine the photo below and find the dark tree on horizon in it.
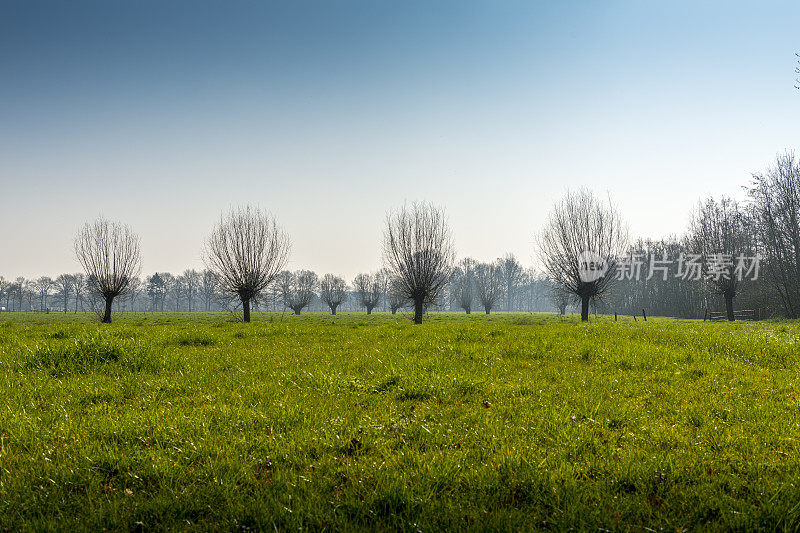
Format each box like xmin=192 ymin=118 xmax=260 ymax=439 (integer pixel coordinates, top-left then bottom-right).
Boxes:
xmin=204 ymin=205 xmax=290 ymax=323
xmin=538 ymin=189 xmax=628 ymax=322
xmin=383 ymin=202 xmax=455 ymax=324
xmin=74 ymin=217 xmax=142 ymax=323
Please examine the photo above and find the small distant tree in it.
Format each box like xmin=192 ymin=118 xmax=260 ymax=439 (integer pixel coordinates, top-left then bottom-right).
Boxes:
xmin=204 ymin=206 xmax=291 ymax=322
xmin=538 ymin=190 xmax=628 ymax=322
xmin=383 ymin=202 xmax=455 ymax=324
xmin=198 ymin=269 xmax=219 ymax=311
xmin=548 ymin=283 xmax=571 ymax=315
xmin=277 ymin=270 xmax=318 ymax=315
xmin=451 ymin=258 xmax=476 ymax=314
xmin=353 ymin=272 xmax=382 ymax=314
xmin=498 ymin=254 xmax=524 ymax=311
xmin=319 ymin=274 xmax=348 ymax=315
xmin=0 ymin=277 xmax=9 ymax=311
xmin=34 ymin=276 xmax=54 ymax=312
xmin=72 ymin=273 xmax=85 ymax=312
xmin=54 ymin=274 xmax=75 ymax=313
xmin=182 ymin=269 xmax=200 ymax=312
xmin=147 ymin=273 xmax=167 ymax=311
xmin=474 ymin=261 xmax=504 ymax=314
xmin=387 ymin=284 xmax=407 ymax=314
xmin=74 ymin=217 xmax=142 ymax=323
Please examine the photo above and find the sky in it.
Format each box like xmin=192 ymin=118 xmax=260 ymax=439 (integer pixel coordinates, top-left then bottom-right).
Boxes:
xmin=1 ymin=0 xmax=799 ymax=280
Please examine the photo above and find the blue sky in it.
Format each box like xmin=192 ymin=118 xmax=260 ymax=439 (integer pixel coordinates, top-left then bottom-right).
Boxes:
xmin=1 ymin=0 xmax=798 ymax=279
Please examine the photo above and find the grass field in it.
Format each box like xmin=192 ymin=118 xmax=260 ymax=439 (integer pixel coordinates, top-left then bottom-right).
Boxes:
xmin=1 ymin=311 xmax=800 ymax=531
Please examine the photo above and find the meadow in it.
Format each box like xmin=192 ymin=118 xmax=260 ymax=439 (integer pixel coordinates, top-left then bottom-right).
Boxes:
xmin=1 ymin=311 xmax=800 ymax=531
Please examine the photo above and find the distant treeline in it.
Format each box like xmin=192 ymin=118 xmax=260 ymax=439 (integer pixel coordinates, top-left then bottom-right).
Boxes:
xmin=2 ymin=152 xmax=800 ymax=321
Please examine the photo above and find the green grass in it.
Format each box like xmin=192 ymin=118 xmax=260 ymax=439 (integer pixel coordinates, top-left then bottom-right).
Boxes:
xmin=1 ymin=311 xmax=800 ymax=530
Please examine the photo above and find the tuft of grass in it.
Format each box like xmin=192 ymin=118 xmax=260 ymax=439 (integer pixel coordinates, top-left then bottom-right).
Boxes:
xmin=24 ymin=330 xmax=162 ymax=376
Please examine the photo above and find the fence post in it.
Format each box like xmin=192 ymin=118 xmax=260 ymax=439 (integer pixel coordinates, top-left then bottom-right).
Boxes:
xmin=642 ymin=309 xmax=647 ymax=321
xmin=614 ymin=312 xmax=617 ymax=322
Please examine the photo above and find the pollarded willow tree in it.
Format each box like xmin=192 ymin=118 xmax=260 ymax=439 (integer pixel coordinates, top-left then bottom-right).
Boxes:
xmin=451 ymin=258 xmax=476 ymax=314
xmin=74 ymin=217 xmax=142 ymax=323
xmin=383 ymin=202 xmax=455 ymax=324
xmin=353 ymin=272 xmax=383 ymax=314
xmin=539 ymin=189 xmax=628 ymax=322
xmin=277 ymin=270 xmax=318 ymax=315
xmin=474 ymin=260 xmax=504 ymax=314
xmin=320 ymin=274 xmax=348 ymax=315
xmin=204 ymin=206 xmax=290 ymax=323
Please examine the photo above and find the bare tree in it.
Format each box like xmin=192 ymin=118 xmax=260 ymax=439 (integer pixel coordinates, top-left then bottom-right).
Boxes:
xmin=498 ymin=254 xmax=524 ymax=311
xmin=353 ymin=272 xmax=382 ymax=314
xmin=72 ymin=273 xmax=86 ymax=313
xmin=383 ymin=202 xmax=455 ymax=324
xmin=277 ymin=270 xmax=318 ymax=315
xmin=548 ymin=282 xmax=571 ymax=315
xmin=538 ymin=190 xmax=628 ymax=321
xmin=34 ymin=276 xmax=54 ymax=312
xmin=74 ymin=217 xmax=142 ymax=323
xmin=319 ymin=274 xmax=348 ymax=315
xmin=53 ymin=274 xmax=75 ymax=313
xmin=198 ymin=269 xmax=219 ymax=311
xmin=690 ymin=196 xmax=754 ymax=321
xmin=748 ymin=152 xmax=800 ymax=317
xmin=204 ymin=206 xmax=290 ymax=322
xmin=182 ymin=269 xmax=200 ymax=312
xmin=0 ymin=277 xmax=8 ymax=311
xmin=451 ymin=258 xmax=476 ymax=314
xmin=474 ymin=261 xmax=504 ymax=314
xmin=387 ymin=279 xmax=407 ymax=314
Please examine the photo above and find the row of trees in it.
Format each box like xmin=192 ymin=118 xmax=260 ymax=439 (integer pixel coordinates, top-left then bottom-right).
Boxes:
xmin=3 ymin=152 xmax=798 ymax=323
xmin=0 ymin=258 xmax=553 ymax=316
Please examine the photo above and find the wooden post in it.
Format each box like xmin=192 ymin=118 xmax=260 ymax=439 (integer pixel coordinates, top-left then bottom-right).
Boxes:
xmin=642 ymin=309 xmax=647 ymax=321
xmin=614 ymin=312 xmax=617 ymax=322
xmin=703 ymin=308 xmax=708 ymax=321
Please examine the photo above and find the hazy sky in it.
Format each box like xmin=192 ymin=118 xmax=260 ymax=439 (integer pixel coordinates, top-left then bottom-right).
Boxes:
xmin=2 ymin=0 xmax=798 ymax=280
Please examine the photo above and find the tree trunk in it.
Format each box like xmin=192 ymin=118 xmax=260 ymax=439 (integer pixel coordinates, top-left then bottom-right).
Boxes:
xmin=581 ymin=295 xmax=590 ymax=322
xmin=414 ymin=299 xmax=424 ymax=324
xmin=367 ymin=307 xmax=372 ymax=315
xmin=331 ymin=306 xmax=337 ymax=315
xmin=725 ymin=293 xmax=735 ymax=322
xmin=391 ymin=308 xmax=397 ymax=315
xmin=242 ymin=298 xmax=251 ymax=323
xmin=485 ymin=307 xmax=491 ymax=315
xmin=465 ymin=308 xmax=471 ymax=315
xmin=294 ymin=309 xmax=301 ymax=315
xmin=102 ymin=296 xmax=113 ymax=324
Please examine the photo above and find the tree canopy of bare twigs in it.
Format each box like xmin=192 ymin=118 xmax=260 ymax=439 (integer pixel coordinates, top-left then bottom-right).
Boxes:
xmin=451 ymin=258 xmax=476 ymax=314
xmin=690 ymin=196 xmax=755 ymax=321
xmin=74 ymin=217 xmax=142 ymax=323
xmin=748 ymin=152 xmax=800 ymax=318
xmin=383 ymin=202 xmax=455 ymax=324
xmin=538 ymin=190 xmax=628 ymax=321
xmin=277 ymin=270 xmax=318 ymax=315
xmin=204 ymin=206 xmax=290 ymax=322
xmin=353 ymin=272 xmax=383 ymax=314
xmin=319 ymin=274 xmax=348 ymax=315
xmin=474 ymin=261 xmax=504 ymax=314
